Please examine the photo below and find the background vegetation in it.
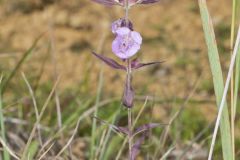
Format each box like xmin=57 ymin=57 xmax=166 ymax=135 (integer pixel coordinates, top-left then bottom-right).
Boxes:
xmin=0 ymin=0 xmax=239 ymax=159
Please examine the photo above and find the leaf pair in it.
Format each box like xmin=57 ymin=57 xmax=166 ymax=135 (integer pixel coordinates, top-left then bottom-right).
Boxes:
xmin=91 ymin=0 xmax=161 ymax=7
xmin=131 ymin=123 xmax=166 ymax=160
xmin=93 ymin=116 xmax=166 ymax=160
xmin=93 ymin=116 xmax=163 ymax=136
xmin=91 ymin=52 xmax=163 ymax=71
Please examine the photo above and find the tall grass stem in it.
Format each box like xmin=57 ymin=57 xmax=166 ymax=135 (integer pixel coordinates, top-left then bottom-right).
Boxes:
xmin=208 ymin=25 xmax=240 ymax=160
xmin=198 ymin=0 xmax=233 ymax=159
xmin=0 ymin=76 xmax=10 ymax=160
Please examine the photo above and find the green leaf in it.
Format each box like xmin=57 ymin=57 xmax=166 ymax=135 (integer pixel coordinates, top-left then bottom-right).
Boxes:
xmin=0 ymin=76 xmax=10 ymax=160
xmin=198 ymin=0 xmax=233 ymax=159
xmin=26 ymin=140 xmax=39 ymax=160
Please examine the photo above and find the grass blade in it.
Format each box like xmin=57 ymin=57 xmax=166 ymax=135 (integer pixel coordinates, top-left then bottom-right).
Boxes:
xmin=198 ymin=0 xmax=233 ymax=159
xmin=21 ymin=76 xmax=60 ymax=160
xmin=90 ymin=68 xmax=104 ymax=159
xmin=230 ymin=0 xmax=239 ymax=158
xmin=22 ymin=73 xmax=42 ymax=146
xmin=26 ymin=140 xmax=39 ymax=160
xmin=98 ymin=108 xmax=121 ymax=160
xmin=233 ymin=28 xmax=240 ymax=118
xmin=0 ymin=76 xmax=10 ymax=160
xmin=0 ymin=137 xmax=19 ymax=160
xmin=90 ymin=23 xmax=107 ymax=160
xmin=2 ymin=33 xmax=44 ymax=93
xmin=233 ymin=0 xmax=240 ymax=119
xmin=208 ymin=26 xmax=240 ymax=160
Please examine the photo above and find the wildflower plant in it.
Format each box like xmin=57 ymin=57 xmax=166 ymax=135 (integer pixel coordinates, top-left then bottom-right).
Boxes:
xmin=91 ymin=0 xmax=161 ymax=159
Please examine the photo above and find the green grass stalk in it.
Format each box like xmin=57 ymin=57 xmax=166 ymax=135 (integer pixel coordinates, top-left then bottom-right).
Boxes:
xmin=90 ymin=68 xmax=104 ymax=160
xmin=198 ymin=0 xmax=234 ymax=159
xmin=21 ymin=77 xmax=60 ymax=160
xmin=230 ymin=0 xmax=238 ymax=159
xmin=208 ymin=25 xmax=240 ymax=160
xmin=2 ymin=33 xmax=44 ymax=93
xmin=0 ymin=76 xmax=10 ymax=160
xmin=233 ymin=30 xmax=240 ymax=119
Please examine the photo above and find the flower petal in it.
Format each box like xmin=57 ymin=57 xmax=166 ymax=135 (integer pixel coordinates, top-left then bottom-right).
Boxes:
xmin=115 ymin=27 xmax=131 ymax=36
xmin=131 ymin=31 xmax=142 ymax=44
xmin=112 ymin=38 xmax=120 ymax=53
xmin=126 ymin=43 xmax=140 ymax=57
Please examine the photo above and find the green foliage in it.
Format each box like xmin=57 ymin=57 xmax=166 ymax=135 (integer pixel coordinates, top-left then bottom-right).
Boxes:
xmin=198 ymin=0 xmax=233 ymax=159
xmin=0 ymin=77 xmax=10 ymax=160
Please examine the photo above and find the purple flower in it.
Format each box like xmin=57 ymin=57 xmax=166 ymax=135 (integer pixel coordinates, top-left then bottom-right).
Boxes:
xmin=111 ymin=18 xmax=133 ymax=34
xmin=112 ymin=27 xmax=142 ymax=59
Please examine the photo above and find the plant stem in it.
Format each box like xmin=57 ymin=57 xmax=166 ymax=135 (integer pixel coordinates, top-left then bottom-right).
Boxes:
xmin=230 ymin=0 xmax=237 ymax=159
xmin=125 ymin=0 xmax=129 ymax=23
xmin=126 ymin=58 xmax=133 ymax=159
xmin=0 ymin=76 xmax=10 ymax=160
xmin=128 ymin=108 xmax=132 ymax=159
xmin=125 ymin=1 xmax=133 ymax=159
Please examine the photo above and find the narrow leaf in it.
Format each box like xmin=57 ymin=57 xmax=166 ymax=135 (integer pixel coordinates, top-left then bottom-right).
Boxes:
xmin=198 ymin=0 xmax=233 ymax=159
xmin=0 ymin=77 xmax=10 ymax=160
xmin=2 ymin=33 xmax=44 ymax=93
xmin=131 ymin=59 xmax=163 ymax=70
xmin=233 ymin=29 xmax=240 ymax=118
xmin=93 ymin=116 xmax=129 ymax=135
xmin=117 ymin=127 xmax=129 ymax=135
xmin=138 ymin=0 xmax=160 ymax=4
xmin=131 ymin=132 xmax=148 ymax=160
xmin=134 ymin=123 xmax=162 ymax=135
xmin=26 ymin=141 xmax=39 ymax=160
xmin=91 ymin=0 xmax=119 ymax=6
xmin=91 ymin=52 xmax=126 ymax=70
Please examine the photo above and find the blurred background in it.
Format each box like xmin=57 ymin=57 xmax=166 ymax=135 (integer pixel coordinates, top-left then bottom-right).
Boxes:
xmin=0 ymin=0 xmax=239 ymax=159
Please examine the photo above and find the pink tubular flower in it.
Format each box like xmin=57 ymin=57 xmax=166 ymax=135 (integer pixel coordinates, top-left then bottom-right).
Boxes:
xmin=112 ymin=27 xmax=142 ymax=59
